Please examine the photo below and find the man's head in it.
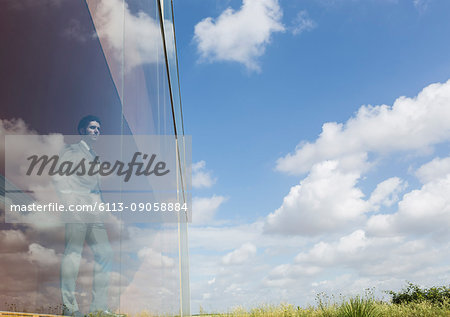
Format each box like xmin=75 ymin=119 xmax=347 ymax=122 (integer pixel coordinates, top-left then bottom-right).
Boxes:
xmin=77 ymin=115 xmax=101 ymax=144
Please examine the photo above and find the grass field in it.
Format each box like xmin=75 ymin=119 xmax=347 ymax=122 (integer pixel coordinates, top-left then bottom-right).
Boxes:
xmin=196 ymin=299 xmax=450 ymax=317
xmin=193 ymin=284 xmax=450 ymax=317
xmin=2 ymin=299 xmax=450 ymax=317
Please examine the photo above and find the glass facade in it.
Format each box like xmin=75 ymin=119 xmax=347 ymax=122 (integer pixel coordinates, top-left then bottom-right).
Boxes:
xmin=0 ymin=0 xmax=190 ymax=316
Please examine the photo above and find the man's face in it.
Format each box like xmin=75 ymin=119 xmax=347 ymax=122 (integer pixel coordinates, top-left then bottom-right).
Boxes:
xmin=84 ymin=120 xmax=100 ymax=142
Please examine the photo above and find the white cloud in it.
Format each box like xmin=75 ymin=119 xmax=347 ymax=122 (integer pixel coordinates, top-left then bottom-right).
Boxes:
xmin=188 ymin=80 xmax=450 ymax=312
xmin=189 ymin=221 xmax=312 ymax=254
xmin=414 ymin=0 xmax=431 ymax=12
xmin=264 ymin=228 xmax=448 ymax=292
xmin=415 ymin=156 xmax=450 ymax=184
xmin=222 ymin=242 xmax=257 ymax=265
xmin=368 ymin=177 xmax=407 ymax=210
xmin=192 ymin=195 xmax=226 ymax=225
xmin=367 ymin=174 xmax=450 ymax=238
xmin=295 ymin=230 xmax=368 ymax=266
xmin=192 ymin=161 xmax=217 ymax=188
xmin=265 ymin=160 xmax=370 ymax=235
xmin=276 ymin=80 xmax=450 ymax=175
xmin=265 ymin=263 xmax=321 ymax=288
xmin=189 ymin=220 xmax=450 ymax=312
xmin=193 ymin=0 xmax=285 ymax=71
xmin=291 ymin=10 xmax=317 ymax=35
xmin=268 ymin=80 xmax=450 ymax=237
xmin=264 ymin=230 xmax=371 ymax=287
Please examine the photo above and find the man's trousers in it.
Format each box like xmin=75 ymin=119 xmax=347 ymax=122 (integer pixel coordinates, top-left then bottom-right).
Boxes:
xmin=61 ymin=223 xmax=113 ymax=314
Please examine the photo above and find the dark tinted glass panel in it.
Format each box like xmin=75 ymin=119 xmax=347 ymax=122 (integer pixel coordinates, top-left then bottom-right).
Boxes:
xmin=0 ymin=0 xmax=189 ymax=315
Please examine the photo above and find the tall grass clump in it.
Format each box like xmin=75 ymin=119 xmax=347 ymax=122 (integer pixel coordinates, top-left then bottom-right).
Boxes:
xmin=338 ymin=296 xmax=379 ymax=317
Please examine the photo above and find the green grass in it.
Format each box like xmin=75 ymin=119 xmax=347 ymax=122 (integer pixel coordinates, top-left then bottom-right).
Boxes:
xmin=195 ymin=298 xmax=450 ymax=317
xmin=193 ymin=284 xmax=450 ymax=317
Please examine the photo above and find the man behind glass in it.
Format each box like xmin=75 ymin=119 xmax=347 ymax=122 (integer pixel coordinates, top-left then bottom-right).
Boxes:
xmin=56 ymin=115 xmax=113 ymax=317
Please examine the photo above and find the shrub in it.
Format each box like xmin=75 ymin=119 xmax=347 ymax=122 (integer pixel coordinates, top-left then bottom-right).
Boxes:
xmin=388 ymin=282 xmax=450 ymax=306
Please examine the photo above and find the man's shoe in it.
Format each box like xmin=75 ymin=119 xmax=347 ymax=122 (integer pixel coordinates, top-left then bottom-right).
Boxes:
xmin=62 ymin=310 xmax=84 ymax=317
xmin=98 ymin=310 xmax=126 ymax=317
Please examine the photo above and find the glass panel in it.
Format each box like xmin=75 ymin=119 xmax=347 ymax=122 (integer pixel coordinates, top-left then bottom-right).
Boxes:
xmin=0 ymin=0 xmax=190 ymax=315
xmin=158 ymin=2 xmax=191 ymax=313
xmin=160 ymin=0 xmax=184 ymax=136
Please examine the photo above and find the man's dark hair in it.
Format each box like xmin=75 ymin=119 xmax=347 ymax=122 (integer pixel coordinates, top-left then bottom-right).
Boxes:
xmin=77 ymin=115 xmax=101 ymax=135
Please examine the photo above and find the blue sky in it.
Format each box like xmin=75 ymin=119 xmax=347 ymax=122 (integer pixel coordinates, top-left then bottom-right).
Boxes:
xmin=171 ymin=0 xmax=450 ymax=312
xmin=177 ymin=0 xmax=450 ymax=223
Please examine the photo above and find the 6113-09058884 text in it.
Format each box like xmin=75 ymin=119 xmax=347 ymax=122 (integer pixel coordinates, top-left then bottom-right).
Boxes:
xmin=9 ymin=202 xmax=188 ymax=213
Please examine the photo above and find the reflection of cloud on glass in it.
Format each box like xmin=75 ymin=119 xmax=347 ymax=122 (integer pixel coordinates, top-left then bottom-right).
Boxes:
xmin=0 ymin=117 xmax=36 ymax=135
xmin=0 ymin=118 xmax=34 ymax=172
xmin=88 ymin=0 xmax=174 ymax=72
xmin=0 ymin=224 xmax=124 ymax=313
xmin=4 ymin=0 xmax=66 ymax=10
xmin=0 ymin=236 xmax=63 ymax=312
xmin=1 ymin=118 xmax=65 ymax=191
xmin=1 ymin=118 xmax=65 ymax=225
xmin=119 ymin=242 xmax=179 ymax=314
xmin=3 ymin=135 xmax=64 ymax=192
xmin=0 ymin=204 xmax=179 ymax=313
xmin=62 ymin=19 xmax=92 ymax=43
